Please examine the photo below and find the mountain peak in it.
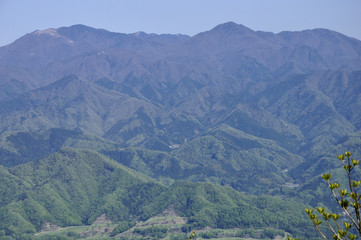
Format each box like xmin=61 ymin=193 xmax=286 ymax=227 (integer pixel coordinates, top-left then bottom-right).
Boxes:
xmin=211 ymin=22 xmax=253 ymax=33
xmin=56 ymin=24 xmax=112 ymax=41
xmin=64 ymin=24 xmax=99 ymax=32
xmin=27 ymin=28 xmax=75 ymax=45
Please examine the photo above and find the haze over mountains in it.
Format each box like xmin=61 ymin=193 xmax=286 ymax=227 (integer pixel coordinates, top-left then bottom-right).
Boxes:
xmin=1 ymin=22 xmax=361 ymax=238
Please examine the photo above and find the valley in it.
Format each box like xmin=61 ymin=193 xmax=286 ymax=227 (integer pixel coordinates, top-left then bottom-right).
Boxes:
xmin=0 ymin=22 xmax=361 ymax=239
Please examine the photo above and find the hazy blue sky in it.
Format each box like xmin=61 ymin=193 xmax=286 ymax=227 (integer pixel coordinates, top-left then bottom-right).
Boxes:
xmin=0 ymin=0 xmax=360 ymax=46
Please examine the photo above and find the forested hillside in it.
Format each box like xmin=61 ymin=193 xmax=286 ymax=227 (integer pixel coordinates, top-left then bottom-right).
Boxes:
xmin=0 ymin=22 xmax=360 ymax=239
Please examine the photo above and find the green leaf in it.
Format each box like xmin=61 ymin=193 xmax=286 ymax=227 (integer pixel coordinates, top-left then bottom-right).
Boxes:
xmin=337 ymin=229 xmax=347 ymax=237
xmin=343 ymin=221 xmax=352 ymax=230
xmin=322 ymin=212 xmax=331 ymax=220
xmin=349 ymin=233 xmax=357 ymax=240
xmin=352 ymin=202 xmax=361 ymax=209
xmin=352 ymin=159 xmax=359 ymax=166
xmin=339 ymin=199 xmax=350 ymax=208
xmin=315 ymin=219 xmax=322 ymax=225
xmin=330 ymin=182 xmax=340 ymax=190
xmin=345 ymin=151 xmax=352 ymax=158
xmin=316 ymin=207 xmax=325 ymax=213
xmin=305 ymin=208 xmax=313 ymax=214
xmin=352 ymin=180 xmax=360 ymax=188
xmin=337 ymin=154 xmax=345 ymax=161
xmin=322 ymin=173 xmax=332 ymax=181
xmin=348 ymin=192 xmax=358 ymax=199
xmin=331 ymin=214 xmax=341 ymax=221
xmin=340 ymin=189 xmax=347 ymax=196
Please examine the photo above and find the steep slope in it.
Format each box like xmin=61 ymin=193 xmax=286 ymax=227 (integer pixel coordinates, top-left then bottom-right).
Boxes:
xmin=105 ymin=124 xmax=303 ymax=194
xmin=0 ymin=128 xmax=118 ymax=167
xmin=1 ymin=22 xmax=360 ymax=96
xmin=0 ymin=148 xmax=166 ymax=237
xmin=0 ymin=22 xmax=360 ymax=223
xmin=0 ymin=148 xmax=313 ymax=239
xmin=257 ymin=71 xmax=359 ymax=157
xmin=0 ymin=75 xmax=161 ymax=136
xmin=0 ymin=24 xmax=189 ymax=90
xmin=0 ymin=23 xmax=360 ymax=188
xmin=1 ymin=22 xmax=361 ymax=239
xmin=0 ymin=78 xmax=30 ymax=101
xmin=178 ymin=22 xmax=361 ymax=73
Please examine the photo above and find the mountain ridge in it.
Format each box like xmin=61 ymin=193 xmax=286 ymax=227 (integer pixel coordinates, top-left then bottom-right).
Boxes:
xmin=1 ymin=22 xmax=361 ymax=239
xmin=1 ymin=22 xmax=360 ymax=90
xmin=0 ymin=147 xmax=313 ymax=238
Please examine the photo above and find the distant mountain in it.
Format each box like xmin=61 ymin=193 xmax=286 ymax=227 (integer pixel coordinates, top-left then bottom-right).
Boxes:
xmin=0 ymin=24 xmax=190 ymax=89
xmin=1 ymin=22 xmax=360 ymax=90
xmin=0 ymin=22 xmax=361 ymax=238
xmin=0 ymin=21 xmax=360 ymax=181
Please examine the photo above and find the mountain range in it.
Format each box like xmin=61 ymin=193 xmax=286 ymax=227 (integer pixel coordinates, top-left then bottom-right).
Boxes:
xmin=0 ymin=22 xmax=361 ymax=239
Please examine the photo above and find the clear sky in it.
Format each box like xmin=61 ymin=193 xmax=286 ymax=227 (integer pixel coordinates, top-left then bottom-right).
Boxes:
xmin=0 ymin=0 xmax=360 ymax=46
